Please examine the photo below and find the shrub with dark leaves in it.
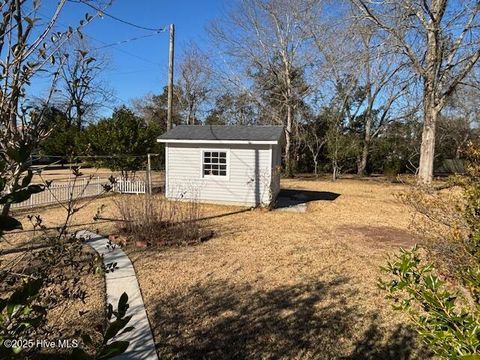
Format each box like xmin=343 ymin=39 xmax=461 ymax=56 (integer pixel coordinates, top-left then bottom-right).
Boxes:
xmin=380 ymin=142 xmax=480 ymax=359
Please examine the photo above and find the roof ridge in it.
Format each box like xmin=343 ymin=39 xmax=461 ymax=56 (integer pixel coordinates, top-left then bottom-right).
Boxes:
xmin=158 ymin=124 xmax=285 ymax=142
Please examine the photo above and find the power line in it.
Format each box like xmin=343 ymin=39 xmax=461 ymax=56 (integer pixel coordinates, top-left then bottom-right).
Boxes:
xmin=108 ymin=44 xmax=162 ymax=66
xmin=104 ymin=67 xmax=160 ymax=76
xmin=93 ymin=32 xmax=163 ymax=50
xmin=68 ymin=0 xmax=167 ymax=32
xmin=109 ymin=92 xmax=130 ymax=105
xmin=84 ymin=33 xmax=162 ymax=66
xmin=37 ymin=10 xmax=163 ymax=66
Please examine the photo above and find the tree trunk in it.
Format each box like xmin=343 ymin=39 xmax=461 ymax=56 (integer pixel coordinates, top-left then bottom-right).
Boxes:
xmin=358 ymin=112 xmax=372 ymax=176
xmin=2 ymin=173 xmax=21 ymax=217
xmin=76 ymin=103 xmax=83 ymax=130
xmin=2 ymin=203 xmax=11 ymax=217
xmin=358 ymin=44 xmax=373 ymax=178
xmin=455 ymin=133 xmax=469 ymax=159
xmin=455 ymin=141 xmax=462 ymax=160
xmin=188 ymin=104 xmax=195 ymax=125
xmin=9 ymin=112 xmax=17 ymax=132
xmin=418 ymin=92 xmax=438 ymax=184
xmin=418 ymin=24 xmax=441 ymax=185
xmin=284 ymin=104 xmax=293 ymax=177
xmin=357 ymin=141 xmax=369 ymax=176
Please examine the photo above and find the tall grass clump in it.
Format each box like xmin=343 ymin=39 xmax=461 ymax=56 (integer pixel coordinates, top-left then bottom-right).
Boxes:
xmin=113 ymin=194 xmax=210 ymax=246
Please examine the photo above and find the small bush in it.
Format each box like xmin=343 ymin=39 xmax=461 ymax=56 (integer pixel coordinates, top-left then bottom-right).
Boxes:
xmin=113 ymin=194 xmax=210 ymax=246
xmin=379 ymin=246 xmax=479 ymax=359
xmin=380 ymin=142 xmax=480 ymax=359
xmin=383 ymin=160 xmax=401 ymax=182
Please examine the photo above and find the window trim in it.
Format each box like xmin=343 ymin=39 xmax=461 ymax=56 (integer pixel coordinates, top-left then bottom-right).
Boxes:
xmin=200 ymin=149 xmax=230 ymax=180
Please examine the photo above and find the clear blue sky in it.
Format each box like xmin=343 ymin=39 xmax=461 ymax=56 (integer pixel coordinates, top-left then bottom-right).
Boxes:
xmin=51 ymin=0 xmax=226 ymax=114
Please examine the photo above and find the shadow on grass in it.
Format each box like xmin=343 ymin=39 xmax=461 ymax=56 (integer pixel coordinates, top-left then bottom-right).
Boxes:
xmin=344 ymin=321 xmax=426 ymax=360
xmin=151 ymin=277 xmax=430 ymax=359
xmin=275 ymin=189 xmax=341 ymax=209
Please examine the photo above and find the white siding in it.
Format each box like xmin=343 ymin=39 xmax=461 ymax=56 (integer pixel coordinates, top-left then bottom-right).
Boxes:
xmin=166 ymin=143 xmax=273 ymax=206
xmin=271 ymin=144 xmax=282 ymax=199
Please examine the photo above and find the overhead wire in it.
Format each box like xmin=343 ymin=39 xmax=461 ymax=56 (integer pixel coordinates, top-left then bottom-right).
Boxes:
xmin=83 ymin=33 xmax=163 ymax=66
xmin=36 ymin=7 xmax=165 ymax=67
xmin=34 ymin=3 xmax=168 ymax=106
xmin=67 ymin=0 xmax=168 ymax=33
xmin=93 ymin=32 xmax=164 ymax=50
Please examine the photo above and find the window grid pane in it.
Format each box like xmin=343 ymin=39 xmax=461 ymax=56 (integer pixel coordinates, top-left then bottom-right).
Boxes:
xmin=203 ymin=151 xmax=227 ymax=177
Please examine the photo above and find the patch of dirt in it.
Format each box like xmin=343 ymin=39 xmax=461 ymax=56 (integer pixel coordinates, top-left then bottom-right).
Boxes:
xmin=337 ymin=225 xmax=418 ymax=247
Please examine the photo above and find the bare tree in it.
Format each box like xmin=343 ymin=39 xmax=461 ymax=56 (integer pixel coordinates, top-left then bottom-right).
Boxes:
xmin=438 ymin=82 xmax=480 ymax=159
xmin=351 ymin=25 xmax=414 ymax=176
xmin=209 ymin=0 xmax=313 ymax=176
xmin=298 ymin=113 xmax=327 ymax=177
xmin=176 ymin=43 xmax=212 ymax=125
xmin=325 ymin=79 xmax=362 ymax=181
xmin=304 ymin=3 xmax=418 ymax=176
xmin=0 ymin=0 xmax=104 ymax=218
xmin=303 ymin=14 xmax=363 ymax=180
xmin=301 ymin=1 xmax=366 ymax=179
xmin=132 ymin=87 xmax=182 ymax=129
xmin=352 ymin=0 xmax=480 ymax=184
xmin=206 ymin=91 xmax=259 ymax=125
xmin=59 ymin=37 xmax=112 ymax=129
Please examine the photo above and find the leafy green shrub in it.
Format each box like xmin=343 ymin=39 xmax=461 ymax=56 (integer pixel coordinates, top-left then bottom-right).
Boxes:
xmin=379 ymin=247 xmax=479 ymax=358
xmin=0 ymin=169 xmax=44 ymax=237
xmin=380 ymin=142 xmax=480 ymax=359
xmin=77 ymin=106 xmax=160 ymax=179
xmin=72 ymin=292 xmax=134 ymax=360
xmin=0 ymin=280 xmax=45 ymax=358
xmin=1 ymin=286 xmax=133 ymax=360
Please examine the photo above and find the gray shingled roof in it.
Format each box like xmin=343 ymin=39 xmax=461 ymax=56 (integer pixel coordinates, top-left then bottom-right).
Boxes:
xmin=158 ymin=125 xmax=284 ymax=142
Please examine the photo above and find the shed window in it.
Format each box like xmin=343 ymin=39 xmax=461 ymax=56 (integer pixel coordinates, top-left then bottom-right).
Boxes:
xmin=203 ymin=151 xmax=227 ymax=177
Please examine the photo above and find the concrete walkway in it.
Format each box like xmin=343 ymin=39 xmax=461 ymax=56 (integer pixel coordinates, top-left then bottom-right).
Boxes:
xmin=274 ymin=191 xmax=308 ymax=213
xmin=274 ymin=189 xmax=341 ymax=213
xmin=77 ymin=230 xmax=158 ymax=360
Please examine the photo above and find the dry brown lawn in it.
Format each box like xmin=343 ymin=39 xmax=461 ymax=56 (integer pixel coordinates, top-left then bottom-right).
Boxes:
xmin=2 ymin=176 xmax=432 ymax=359
xmin=126 ymin=177 xmax=431 ymax=359
xmin=1 ymin=190 xmax=113 ymax=354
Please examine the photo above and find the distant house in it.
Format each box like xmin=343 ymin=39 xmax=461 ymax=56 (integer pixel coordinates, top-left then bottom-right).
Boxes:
xmin=157 ymin=125 xmax=284 ymax=207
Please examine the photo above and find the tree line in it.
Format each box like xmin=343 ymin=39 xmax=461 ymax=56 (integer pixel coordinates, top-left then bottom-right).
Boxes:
xmin=131 ymin=0 xmax=480 ymax=183
xmin=32 ymin=0 xmax=480 ymax=184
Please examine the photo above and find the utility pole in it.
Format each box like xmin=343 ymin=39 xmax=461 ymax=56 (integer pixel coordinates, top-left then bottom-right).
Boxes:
xmin=167 ymin=23 xmax=175 ymax=131
xmin=147 ymin=153 xmax=152 ymax=195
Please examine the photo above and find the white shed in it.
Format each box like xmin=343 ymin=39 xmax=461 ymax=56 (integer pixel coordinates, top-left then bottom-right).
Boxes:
xmin=157 ymin=125 xmax=284 ymax=207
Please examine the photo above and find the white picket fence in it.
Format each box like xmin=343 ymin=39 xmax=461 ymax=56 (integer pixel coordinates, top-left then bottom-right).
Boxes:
xmin=113 ymin=178 xmax=147 ymax=194
xmin=10 ymin=177 xmax=146 ymax=210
